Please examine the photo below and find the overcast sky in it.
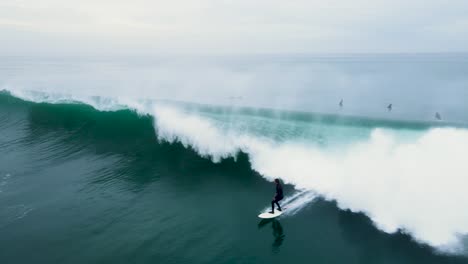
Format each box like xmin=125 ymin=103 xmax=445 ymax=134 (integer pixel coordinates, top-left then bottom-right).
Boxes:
xmin=1 ymin=0 xmax=468 ymax=55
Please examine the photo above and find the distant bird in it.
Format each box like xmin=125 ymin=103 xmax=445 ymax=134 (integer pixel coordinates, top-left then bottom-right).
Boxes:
xmin=339 ymin=99 xmax=343 ymax=108
xmin=435 ymin=112 xmax=442 ymax=120
xmin=387 ymin=103 xmax=392 ymax=112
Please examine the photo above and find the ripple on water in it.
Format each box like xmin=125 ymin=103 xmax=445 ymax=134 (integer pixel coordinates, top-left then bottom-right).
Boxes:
xmin=0 ymin=204 xmax=33 ymax=228
xmin=0 ymin=173 xmax=11 ymax=193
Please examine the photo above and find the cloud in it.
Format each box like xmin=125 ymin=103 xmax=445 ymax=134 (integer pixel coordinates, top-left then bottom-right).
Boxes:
xmin=1 ymin=0 xmax=468 ymax=54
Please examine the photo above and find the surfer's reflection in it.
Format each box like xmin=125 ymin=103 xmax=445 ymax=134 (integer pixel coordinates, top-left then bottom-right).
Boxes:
xmin=258 ymin=219 xmax=285 ymax=253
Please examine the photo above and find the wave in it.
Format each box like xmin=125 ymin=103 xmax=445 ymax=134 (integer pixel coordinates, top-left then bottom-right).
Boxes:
xmin=152 ymin=103 xmax=468 ymax=253
xmin=2 ymin=89 xmax=468 ymax=254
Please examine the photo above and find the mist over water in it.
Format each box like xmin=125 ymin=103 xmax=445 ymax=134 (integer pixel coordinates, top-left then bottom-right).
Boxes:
xmin=1 ymin=54 xmax=468 ymax=262
xmin=2 ymin=54 xmax=468 ymax=123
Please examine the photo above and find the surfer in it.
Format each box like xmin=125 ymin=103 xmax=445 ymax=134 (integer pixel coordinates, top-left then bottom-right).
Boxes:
xmin=270 ymin=179 xmax=284 ymax=214
xmin=387 ymin=103 xmax=392 ymax=111
xmin=339 ymin=99 xmax=343 ymax=108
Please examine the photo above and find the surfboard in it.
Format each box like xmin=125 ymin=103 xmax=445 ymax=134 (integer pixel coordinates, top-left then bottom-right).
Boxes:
xmin=258 ymin=210 xmax=283 ymax=219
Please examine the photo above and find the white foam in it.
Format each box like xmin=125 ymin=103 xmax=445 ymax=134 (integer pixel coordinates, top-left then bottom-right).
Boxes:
xmin=5 ymin=89 xmax=153 ymax=115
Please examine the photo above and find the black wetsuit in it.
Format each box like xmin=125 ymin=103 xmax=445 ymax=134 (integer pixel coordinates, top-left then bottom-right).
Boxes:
xmin=271 ymin=184 xmax=284 ymax=212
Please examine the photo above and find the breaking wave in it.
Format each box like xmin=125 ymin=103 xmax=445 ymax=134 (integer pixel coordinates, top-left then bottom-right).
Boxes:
xmin=2 ymin=89 xmax=468 ymax=254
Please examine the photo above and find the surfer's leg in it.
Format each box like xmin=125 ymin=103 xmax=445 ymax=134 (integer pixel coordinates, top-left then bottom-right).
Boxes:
xmin=275 ymin=201 xmax=282 ymax=211
xmin=271 ymin=200 xmax=275 ymax=213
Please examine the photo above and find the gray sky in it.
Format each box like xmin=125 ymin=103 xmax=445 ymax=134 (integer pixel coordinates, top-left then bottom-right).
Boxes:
xmin=1 ymin=0 xmax=468 ymax=54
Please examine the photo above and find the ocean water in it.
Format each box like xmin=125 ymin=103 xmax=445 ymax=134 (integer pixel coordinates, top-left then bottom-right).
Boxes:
xmin=1 ymin=54 xmax=468 ymax=263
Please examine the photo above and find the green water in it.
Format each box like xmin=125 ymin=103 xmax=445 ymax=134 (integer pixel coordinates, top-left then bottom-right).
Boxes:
xmin=0 ymin=93 xmax=467 ymax=264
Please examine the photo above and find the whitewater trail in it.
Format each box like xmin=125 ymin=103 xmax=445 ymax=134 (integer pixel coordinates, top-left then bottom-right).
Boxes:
xmin=261 ymin=191 xmax=318 ymax=217
xmin=152 ymin=104 xmax=468 ymax=254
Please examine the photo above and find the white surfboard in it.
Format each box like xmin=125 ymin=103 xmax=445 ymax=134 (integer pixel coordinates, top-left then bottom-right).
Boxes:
xmin=258 ymin=210 xmax=283 ymax=219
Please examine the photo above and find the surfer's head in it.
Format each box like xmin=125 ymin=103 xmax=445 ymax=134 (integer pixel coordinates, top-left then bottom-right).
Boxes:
xmin=274 ymin=178 xmax=280 ymax=184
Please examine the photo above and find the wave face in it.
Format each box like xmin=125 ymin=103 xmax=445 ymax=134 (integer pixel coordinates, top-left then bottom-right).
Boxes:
xmin=2 ymin=90 xmax=468 ymax=254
